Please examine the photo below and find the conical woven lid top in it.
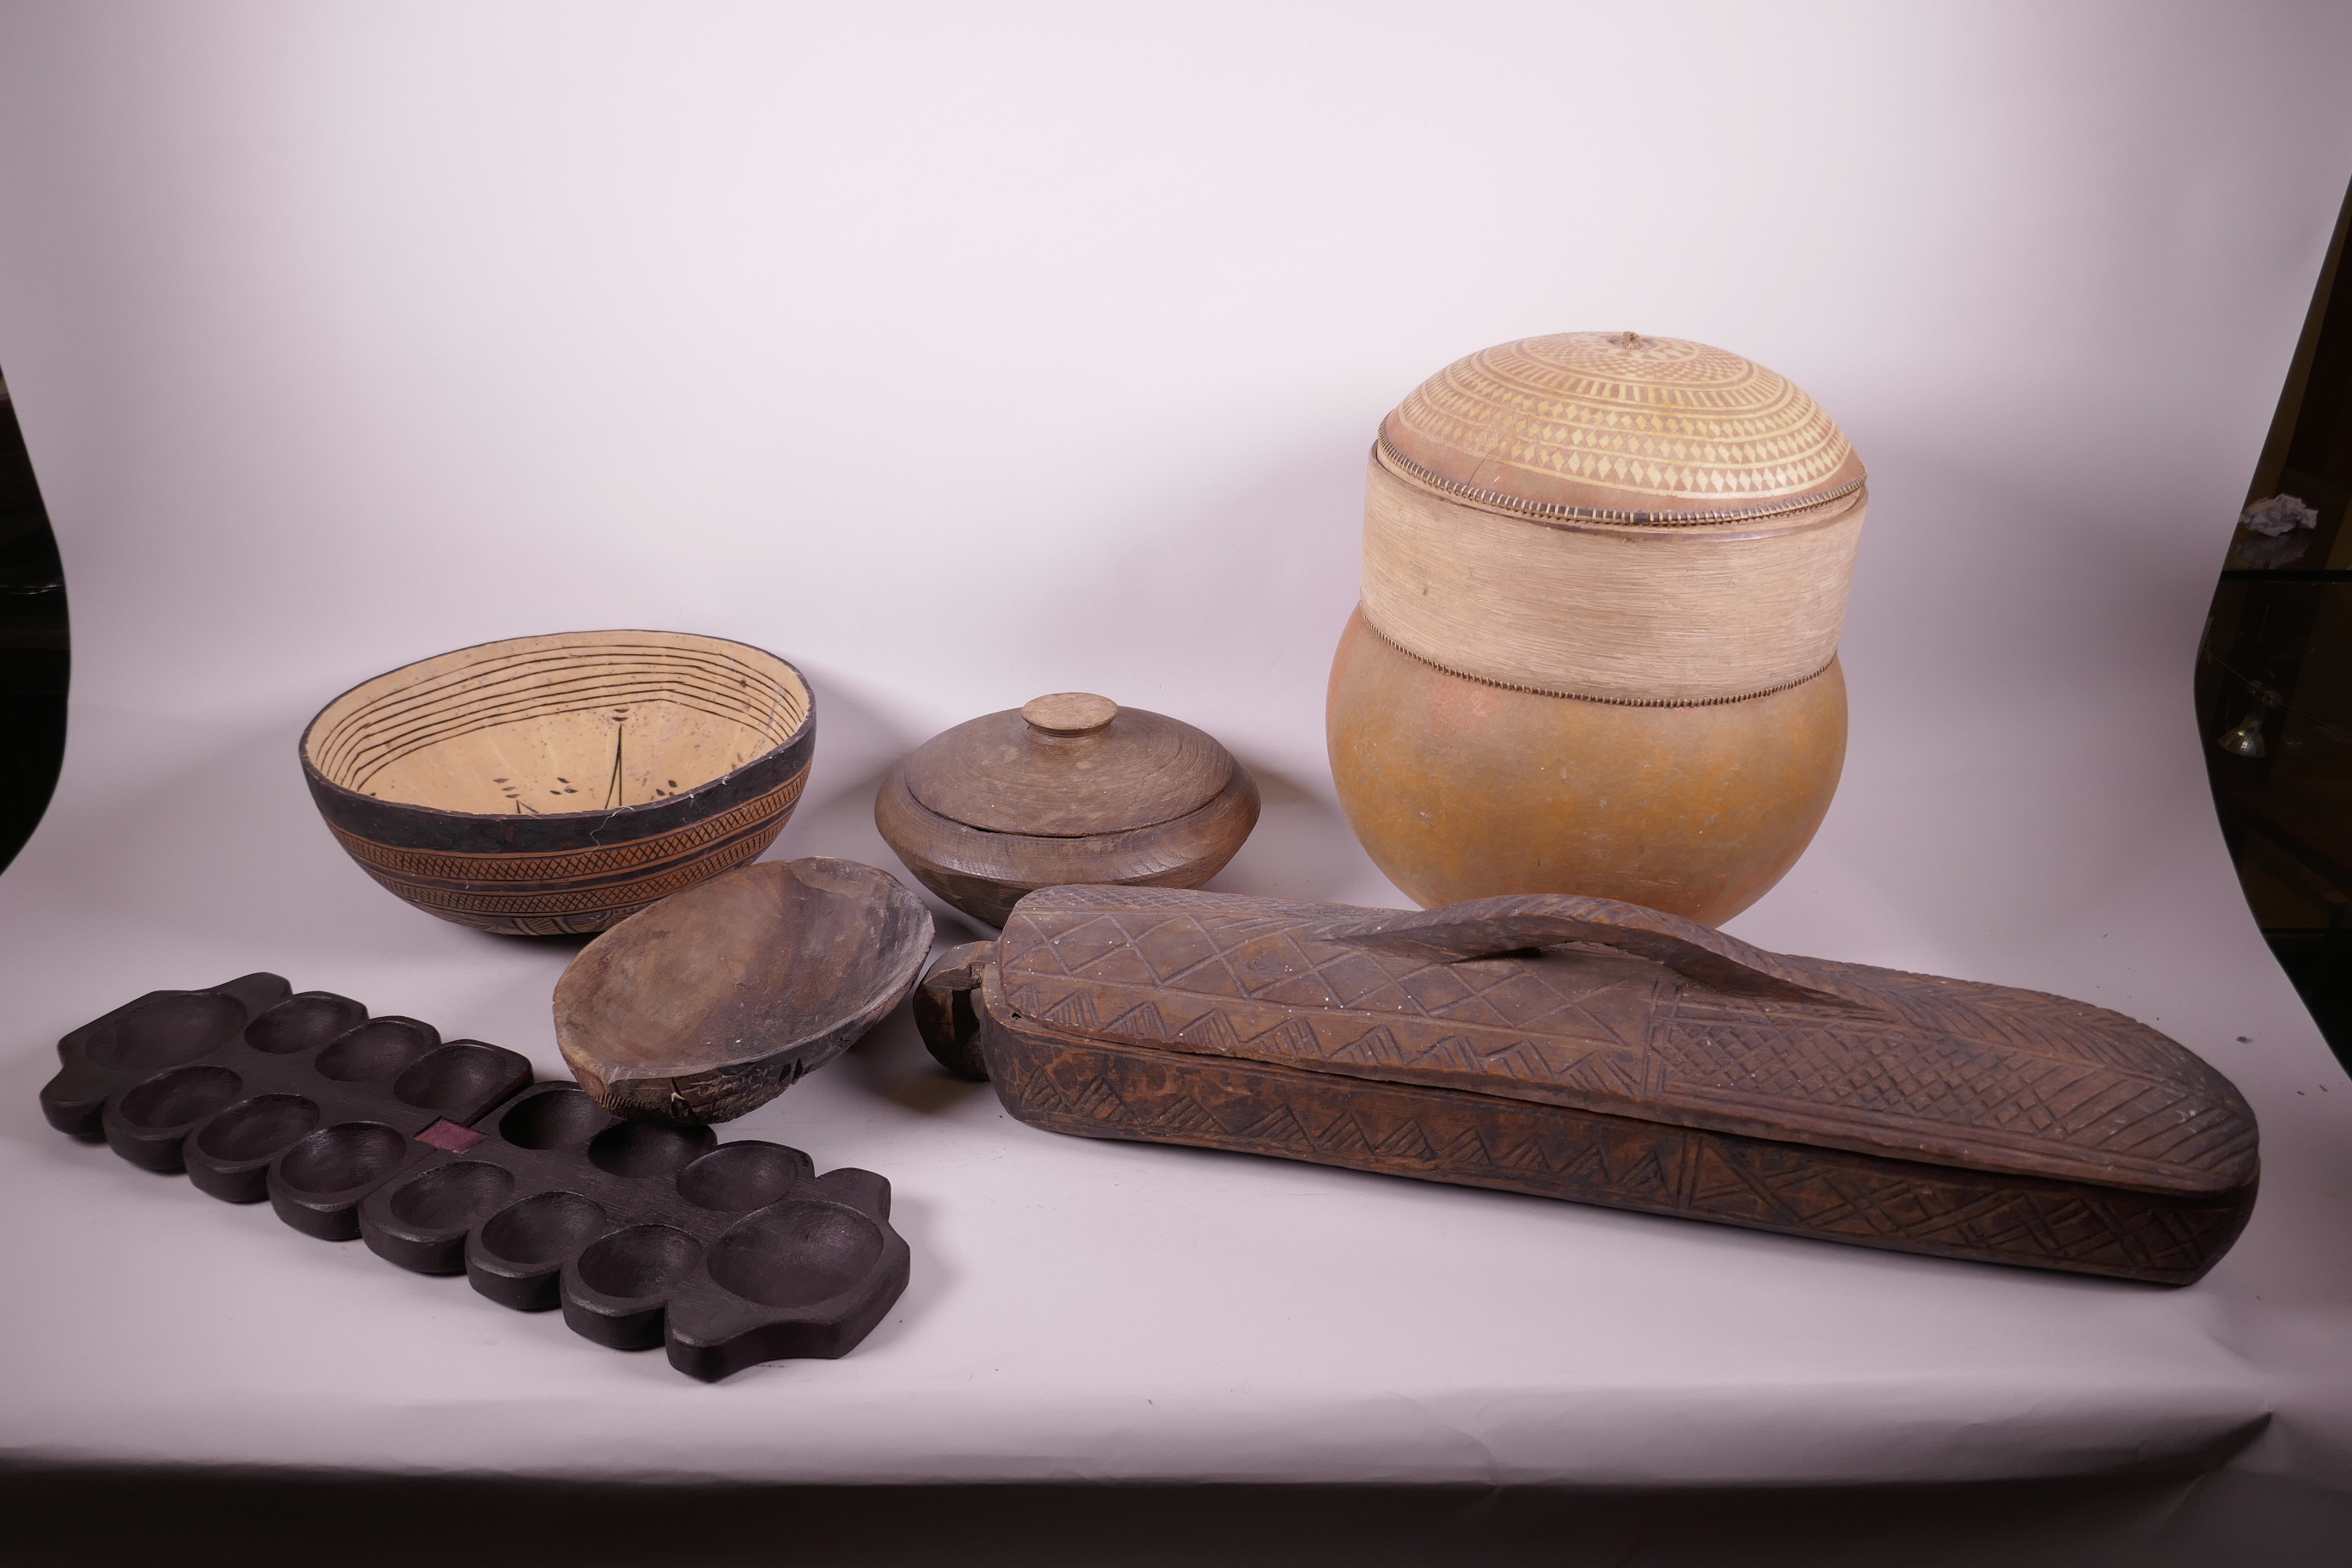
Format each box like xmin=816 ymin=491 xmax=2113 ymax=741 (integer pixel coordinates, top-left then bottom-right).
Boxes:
xmin=1379 ymin=332 xmax=1865 ymax=524
xmin=903 ymin=695 xmax=1234 ymax=836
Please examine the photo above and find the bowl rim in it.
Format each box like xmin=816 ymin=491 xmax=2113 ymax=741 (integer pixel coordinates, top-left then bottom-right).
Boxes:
xmin=299 ymin=628 xmax=815 ymax=843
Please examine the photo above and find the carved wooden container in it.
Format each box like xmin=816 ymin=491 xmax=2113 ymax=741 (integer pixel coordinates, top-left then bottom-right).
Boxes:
xmin=1330 ymin=332 xmax=1866 ymax=924
xmin=555 ymin=858 xmax=933 ymax=1127
xmin=876 ymin=692 xmax=1259 ymax=927
xmin=303 ymin=631 xmax=813 ymax=935
xmin=916 ymin=886 xmax=2259 ymax=1283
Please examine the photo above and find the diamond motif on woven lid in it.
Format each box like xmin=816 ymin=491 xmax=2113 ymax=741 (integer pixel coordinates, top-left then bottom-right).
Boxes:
xmin=1380 ymin=332 xmax=1865 ymax=524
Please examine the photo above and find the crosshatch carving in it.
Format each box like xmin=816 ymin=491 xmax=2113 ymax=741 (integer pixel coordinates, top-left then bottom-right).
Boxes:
xmin=919 ymin=885 xmax=2259 ymax=1283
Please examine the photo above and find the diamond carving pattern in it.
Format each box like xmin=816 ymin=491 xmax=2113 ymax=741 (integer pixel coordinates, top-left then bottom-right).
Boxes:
xmin=995 ymin=886 xmax=2258 ymax=1197
xmin=983 ymin=1019 xmax=2246 ymax=1284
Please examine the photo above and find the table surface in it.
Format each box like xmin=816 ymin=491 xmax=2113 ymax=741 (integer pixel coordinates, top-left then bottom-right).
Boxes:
xmin=1 ymin=695 xmax=2347 ymax=1500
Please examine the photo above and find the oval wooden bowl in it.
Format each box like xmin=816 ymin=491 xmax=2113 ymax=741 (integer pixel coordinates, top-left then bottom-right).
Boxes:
xmin=554 ymin=858 xmax=933 ymax=1125
xmin=1328 ymin=606 xmax=1844 ymax=926
xmin=875 ymin=763 xmax=1259 ymax=928
xmin=301 ymin=630 xmax=814 ymax=935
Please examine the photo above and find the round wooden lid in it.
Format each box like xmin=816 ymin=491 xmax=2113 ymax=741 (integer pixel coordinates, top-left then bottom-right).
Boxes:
xmin=903 ymin=695 xmax=1234 ymax=836
xmin=1378 ymin=332 xmax=1865 ymax=524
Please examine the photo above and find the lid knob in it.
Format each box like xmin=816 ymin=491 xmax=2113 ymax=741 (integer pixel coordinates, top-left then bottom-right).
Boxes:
xmin=1021 ymin=692 xmax=1118 ymax=738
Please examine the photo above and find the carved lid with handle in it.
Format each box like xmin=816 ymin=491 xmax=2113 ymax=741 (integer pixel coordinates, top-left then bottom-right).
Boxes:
xmin=903 ymin=694 xmax=1235 ymax=837
xmin=991 ymin=885 xmax=2257 ymax=1198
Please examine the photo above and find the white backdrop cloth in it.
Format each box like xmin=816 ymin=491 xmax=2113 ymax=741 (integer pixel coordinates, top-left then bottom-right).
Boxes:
xmin=1 ymin=3 xmax=2350 ymax=1561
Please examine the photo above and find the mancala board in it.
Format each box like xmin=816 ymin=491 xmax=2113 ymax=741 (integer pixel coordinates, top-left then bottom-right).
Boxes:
xmin=40 ymin=974 xmax=907 ymax=1378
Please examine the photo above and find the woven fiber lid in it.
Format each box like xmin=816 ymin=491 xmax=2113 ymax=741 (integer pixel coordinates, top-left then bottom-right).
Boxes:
xmin=903 ymin=694 xmax=1233 ymax=837
xmin=1378 ymin=331 xmax=1865 ymax=525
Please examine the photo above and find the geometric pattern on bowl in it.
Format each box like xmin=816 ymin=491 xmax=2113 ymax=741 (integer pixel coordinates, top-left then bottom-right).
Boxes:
xmin=300 ymin=631 xmax=816 ymax=935
xmin=38 ymin=975 xmax=906 ymax=1378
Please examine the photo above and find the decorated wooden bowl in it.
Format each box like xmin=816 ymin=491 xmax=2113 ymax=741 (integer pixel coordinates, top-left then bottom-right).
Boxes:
xmin=875 ymin=692 xmax=1259 ymax=927
xmin=301 ymin=631 xmax=814 ymax=935
xmin=554 ymin=858 xmax=933 ymax=1125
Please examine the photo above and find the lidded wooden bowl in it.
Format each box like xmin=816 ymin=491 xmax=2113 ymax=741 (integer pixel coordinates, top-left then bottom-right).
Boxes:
xmin=1331 ymin=332 xmax=1866 ymax=923
xmin=875 ymin=692 xmax=1259 ymax=926
xmin=302 ymin=631 xmax=814 ymax=935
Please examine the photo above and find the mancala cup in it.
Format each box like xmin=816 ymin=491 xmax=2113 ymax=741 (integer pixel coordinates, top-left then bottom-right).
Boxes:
xmin=301 ymin=631 xmax=815 ymax=935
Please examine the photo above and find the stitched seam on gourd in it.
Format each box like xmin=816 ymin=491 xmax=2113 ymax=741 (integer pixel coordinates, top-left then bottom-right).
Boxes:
xmin=1375 ymin=435 xmax=1865 ymax=528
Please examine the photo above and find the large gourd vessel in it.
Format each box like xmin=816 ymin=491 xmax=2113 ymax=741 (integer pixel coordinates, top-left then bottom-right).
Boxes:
xmin=1327 ymin=331 xmax=1866 ymax=923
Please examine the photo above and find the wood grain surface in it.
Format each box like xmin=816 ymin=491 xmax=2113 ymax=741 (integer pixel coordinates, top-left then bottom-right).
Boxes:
xmin=878 ymin=763 xmax=1259 ymax=928
xmin=878 ymin=696 xmax=1259 ymax=926
xmin=554 ymin=857 xmax=932 ymax=1124
xmin=917 ymin=885 xmax=2259 ymax=1283
xmin=903 ymin=699 xmax=1230 ymax=836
